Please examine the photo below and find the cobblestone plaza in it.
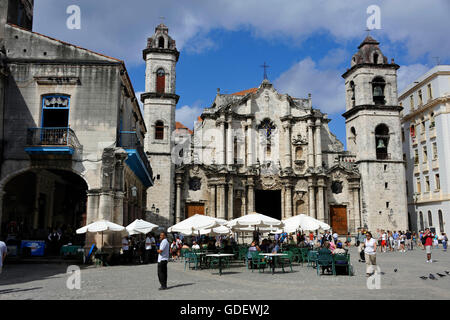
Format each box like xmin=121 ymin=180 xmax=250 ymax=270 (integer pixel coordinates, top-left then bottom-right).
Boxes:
xmin=1 ymin=247 xmax=449 ymax=300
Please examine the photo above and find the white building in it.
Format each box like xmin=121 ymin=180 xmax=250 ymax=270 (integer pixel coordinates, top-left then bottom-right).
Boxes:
xmin=400 ymin=65 xmax=450 ymax=234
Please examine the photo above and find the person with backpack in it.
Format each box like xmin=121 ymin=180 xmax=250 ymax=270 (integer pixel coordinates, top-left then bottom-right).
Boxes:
xmin=423 ymin=228 xmax=433 ymax=263
xmin=442 ymin=233 xmax=448 ymax=252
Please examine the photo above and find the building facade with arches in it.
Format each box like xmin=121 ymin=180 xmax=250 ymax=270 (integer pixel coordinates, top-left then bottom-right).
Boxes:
xmin=143 ymin=28 xmax=408 ymax=233
xmin=0 ymin=1 xmax=153 ymax=252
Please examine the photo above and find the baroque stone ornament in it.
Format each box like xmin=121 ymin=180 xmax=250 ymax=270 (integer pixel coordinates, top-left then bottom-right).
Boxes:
xmin=259 ymin=175 xmax=281 ymax=190
xmin=292 ymin=134 xmax=308 ymax=146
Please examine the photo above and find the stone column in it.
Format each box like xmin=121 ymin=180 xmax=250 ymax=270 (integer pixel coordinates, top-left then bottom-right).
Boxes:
xmin=285 ymin=184 xmax=293 ymax=218
xmin=241 ymin=182 xmax=247 ymax=216
xmin=217 ymin=184 xmax=226 ymax=220
xmin=217 ymin=118 xmax=226 ymax=165
xmin=99 ymin=191 xmax=114 ymax=221
xmin=353 ymin=187 xmax=361 ymax=231
xmin=315 ymin=119 xmax=322 ymax=168
xmin=308 ymin=183 xmax=315 ymax=218
xmin=317 ymin=180 xmax=325 ymax=222
xmin=175 ymin=175 xmax=183 ymax=223
xmin=247 ymin=180 xmax=255 ymax=213
xmin=283 ymin=121 xmax=292 ymax=168
xmin=209 ymin=184 xmax=216 ymax=217
xmin=227 ymin=182 xmax=233 ymax=220
xmin=33 ymin=176 xmax=40 ymax=229
xmin=123 ymin=198 xmax=129 ymax=225
xmin=281 ymin=187 xmax=285 ymax=219
xmin=227 ymin=120 xmax=234 ymax=166
xmin=246 ymin=119 xmax=254 ymax=167
xmin=307 ymin=119 xmax=315 ymax=168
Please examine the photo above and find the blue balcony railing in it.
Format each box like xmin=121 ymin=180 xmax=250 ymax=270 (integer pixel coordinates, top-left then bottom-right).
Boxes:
xmin=119 ymin=131 xmax=153 ymax=187
xmin=25 ymin=127 xmax=81 ymax=155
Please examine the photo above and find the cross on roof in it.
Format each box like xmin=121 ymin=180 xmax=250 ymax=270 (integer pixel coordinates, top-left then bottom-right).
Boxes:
xmin=159 ymin=16 xmax=166 ymax=24
xmin=260 ymin=62 xmax=270 ymax=80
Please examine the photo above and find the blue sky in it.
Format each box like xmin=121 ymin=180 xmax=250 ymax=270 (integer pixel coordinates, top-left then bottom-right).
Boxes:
xmin=33 ymin=0 xmax=449 ymax=147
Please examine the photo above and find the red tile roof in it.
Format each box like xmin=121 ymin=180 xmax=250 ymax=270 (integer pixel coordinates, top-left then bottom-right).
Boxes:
xmin=230 ymin=88 xmax=258 ymax=96
xmin=175 ymin=122 xmax=193 ymax=134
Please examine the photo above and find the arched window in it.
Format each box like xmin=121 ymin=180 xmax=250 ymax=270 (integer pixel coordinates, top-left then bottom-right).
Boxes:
xmin=373 ymin=52 xmax=379 ymax=65
xmin=156 ymin=68 xmax=165 ymax=93
xmin=350 ymin=127 xmax=356 ymax=144
xmin=375 ymin=124 xmax=389 ymax=160
xmin=155 ymin=121 xmax=164 ymax=140
xmin=158 ymin=36 xmax=164 ymax=48
xmin=410 ymin=124 xmax=415 ymax=138
xmin=419 ymin=211 xmax=424 ymax=231
xmin=438 ymin=210 xmax=444 ymax=233
xmin=372 ymin=76 xmax=386 ymax=105
xmin=350 ymin=81 xmax=355 ymax=106
xmin=428 ymin=210 xmax=433 ymax=227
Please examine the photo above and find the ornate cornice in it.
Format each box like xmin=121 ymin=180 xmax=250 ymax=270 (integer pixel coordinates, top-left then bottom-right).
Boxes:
xmin=342 ymin=104 xmax=403 ymax=119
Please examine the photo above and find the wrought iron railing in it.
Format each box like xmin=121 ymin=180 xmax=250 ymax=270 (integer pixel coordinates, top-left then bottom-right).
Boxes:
xmin=119 ymin=131 xmax=153 ymax=179
xmin=26 ymin=127 xmax=82 ymax=149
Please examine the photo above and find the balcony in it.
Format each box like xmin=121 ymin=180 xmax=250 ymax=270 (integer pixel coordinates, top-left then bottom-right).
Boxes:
xmin=119 ymin=131 xmax=153 ymax=188
xmin=429 ymin=125 xmax=436 ymax=139
xmin=25 ymin=127 xmax=81 ymax=155
xmin=414 ymin=163 xmax=420 ymax=175
xmin=432 ymin=159 xmax=439 ymax=170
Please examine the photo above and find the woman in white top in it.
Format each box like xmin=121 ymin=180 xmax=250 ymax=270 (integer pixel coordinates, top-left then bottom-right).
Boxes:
xmin=364 ymin=232 xmax=377 ymax=277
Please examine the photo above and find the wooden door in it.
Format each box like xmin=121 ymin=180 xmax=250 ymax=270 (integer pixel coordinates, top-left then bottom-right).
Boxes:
xmin=186 ymin=203 xmax=205 ymax=218
xmin=330 ymin=205 xmax=348 ymax=235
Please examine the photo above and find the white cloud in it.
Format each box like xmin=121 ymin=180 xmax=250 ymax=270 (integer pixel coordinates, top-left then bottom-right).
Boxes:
xmin=176 ymin=104 xmax=204 ymax=130
xmin=397 ymin=64 xmax=430 ymax=93
xmin=33 ymin=0 xmax=450 ymax=65
xmin=274 ymin=57 xmax=345 ymax=114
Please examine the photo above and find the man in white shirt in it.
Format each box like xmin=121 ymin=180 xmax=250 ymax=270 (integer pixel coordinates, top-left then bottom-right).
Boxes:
xmin=157 ymin=232 xmax=170 ymax=290
xmin=0 ymin=239 xmax=7 ymax=275
xmin=192 ymin=241 xmax=200 ymax=250
xmin=144 ymin=234 xmax=152 ymax=264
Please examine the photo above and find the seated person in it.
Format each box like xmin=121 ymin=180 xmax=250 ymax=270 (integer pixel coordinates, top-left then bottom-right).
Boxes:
xmin=182 ymin=243 xmax=190 ymax=249
xmin=192 ymin=241 xmax=200 ymax=250
xmin=259 ymin=239 xmax=269 ymax=253
xmin=329 ymin=241 xmax=336 ymax=253
xmin=333 ymin=242 xmax=346 ymax=255
xmin=271 ymin=241 xmax=280 ymax=253
xmin=247 ymin=241 xmax=261 ymax=268
xmin=318 ymin=241 xmax=333 ymax=274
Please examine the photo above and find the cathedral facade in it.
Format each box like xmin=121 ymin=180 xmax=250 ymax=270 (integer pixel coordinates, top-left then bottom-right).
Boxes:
xmin=143 ymin=25 xmax=408 ymax=234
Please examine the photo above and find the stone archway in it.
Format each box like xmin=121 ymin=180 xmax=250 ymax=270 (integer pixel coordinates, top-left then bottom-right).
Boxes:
xmin=0 ymin=168 xmax=88 ymax=251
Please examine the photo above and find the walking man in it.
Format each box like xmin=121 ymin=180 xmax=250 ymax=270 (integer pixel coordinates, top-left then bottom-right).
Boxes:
xmin=0 ymin=238 xmax=7 ymax=275
xmin=157 ymin=232 xmax=169 ymax=290
xmin=423 ymin=228 xmax=433 ymax=263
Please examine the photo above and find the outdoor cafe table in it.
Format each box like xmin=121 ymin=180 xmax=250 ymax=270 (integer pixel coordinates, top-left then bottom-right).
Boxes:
xmin=205 ymin=253 xmax=235 ymax=275
xmin=259 ymin=253 xmax=288 ymax=274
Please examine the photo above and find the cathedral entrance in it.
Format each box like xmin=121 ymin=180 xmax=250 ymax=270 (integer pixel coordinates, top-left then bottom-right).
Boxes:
xmin=185 ymin=203 xmax=204 ymax=218
xmin=330 ymin=205 xmax=348 ymax=235
xmin=255 ymin=190 xmax=281 ymax=220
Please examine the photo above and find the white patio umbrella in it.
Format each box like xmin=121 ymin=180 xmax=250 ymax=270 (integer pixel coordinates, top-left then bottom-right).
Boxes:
xmin=282 ymin=214 xmax=331 ymax=233
xmin=227 ymin=212 xmax=284 ymax=230
xmin=199 ymin=225 xmax=232 ymax=236
xmin=76 ymin=219 xmax=125 ymax=248
xmin=126 ymin=219 xmax=159 ymax=235
xmin=167 ymin=214 xmax=227 ymax=235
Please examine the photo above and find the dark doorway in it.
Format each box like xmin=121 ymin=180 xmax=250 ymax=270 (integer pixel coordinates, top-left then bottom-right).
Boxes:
xmin=42 ymin=109 xmax=69 ymax=127
xmin=255 ymin=190 xmax=281 ymax=220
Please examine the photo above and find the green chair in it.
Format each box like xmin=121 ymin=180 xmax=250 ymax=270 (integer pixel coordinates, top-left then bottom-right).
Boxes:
xmin=316 ymin=250 xmax=336 ymax=276
xmin=290 ymin=247 xmax=301 ymax=263
xmin=299 ymin=248 xmax=309 ymax=266
xmin=307 ymin=250 xmax=318 ymax=267
xmin=184 ymin=252 xmax=199 ymax=271
xmin=180 ymin=248 xmax=190 ymax=262
xmin=280 ymin=251 xmax=294 ymax=272
xmin=333 ymin=253 xmax=351 ymax=276
xmin=250 ymin=252 xmax=267 ymax=273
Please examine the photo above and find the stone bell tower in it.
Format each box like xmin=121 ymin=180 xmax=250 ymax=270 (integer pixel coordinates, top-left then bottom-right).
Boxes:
xmin=342 ymin=35 xmax=408 ymax=232
xmin=141 ymin=23 xmax=180 ymax=227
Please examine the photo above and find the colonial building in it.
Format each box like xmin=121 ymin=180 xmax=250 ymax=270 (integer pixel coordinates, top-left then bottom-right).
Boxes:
xmin=0 ymin=0 xmax=153 ymax=252
xmin=144 ymin=26 xmax=408 ymax=234
xmin=400 ymin=65 xmax=450 ymax=234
